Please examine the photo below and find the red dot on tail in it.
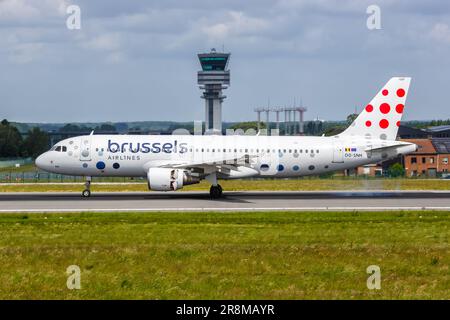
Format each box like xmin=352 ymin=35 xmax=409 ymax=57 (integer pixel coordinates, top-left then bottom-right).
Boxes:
xmin=397 ymin=89 xmax=405 ymax=97
xmin=379 ymin=119 xmax=389 ymax=129
xmin=380 ymin=103 xmax=391 ymax=114
xmin=396 ymin=104 xmax=404 ymax=114
xmin=382 ymin=89 xmax=389 ymax=96
xmin=365 ymin=104 xmax=373 ymax=112
xmin=396 ymin=121 xmax=401 ymax=127
xmin=366 ymin=121 xmax=372 ymax=127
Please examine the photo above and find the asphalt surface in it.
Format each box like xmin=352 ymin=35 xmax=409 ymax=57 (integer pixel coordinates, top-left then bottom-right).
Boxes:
xmin=0 ymin=191 xmax=450 ymax=212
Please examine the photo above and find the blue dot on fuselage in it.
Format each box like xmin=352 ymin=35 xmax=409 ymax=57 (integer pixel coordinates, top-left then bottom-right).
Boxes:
xmin=96 ymin=161 xmax=106 ymax=170
xmin=277 ymin=164 xmax=284 ymax=172
xmin=293 ymin=165 xmax=300 ymax=171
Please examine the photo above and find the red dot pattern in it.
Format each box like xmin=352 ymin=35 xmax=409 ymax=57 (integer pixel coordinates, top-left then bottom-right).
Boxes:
xmin=362 ymin=87 xmax=406 ymax=130
xmin=379 ymin=119 xmax=389 ymax=129
xmin=380 ymin=103 xmax=391 ymax=114
xmin=397 ymin=89 xmax=405 ymax=97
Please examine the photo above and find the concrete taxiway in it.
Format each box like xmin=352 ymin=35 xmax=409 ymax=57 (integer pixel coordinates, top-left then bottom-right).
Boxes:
xmin=0 ymin=191 xmax=450 ymax=212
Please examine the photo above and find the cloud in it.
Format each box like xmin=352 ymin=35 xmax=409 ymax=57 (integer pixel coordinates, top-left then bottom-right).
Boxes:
xmin=8 ymin=42 xmax=44 ymax=63
xmin=1 ymin=0 xmax=450 ymax=122
xmin=82 ymin=33 xmax=122 ymax=51
xmin=202 ymin=11 xmax=270 ymax=39
xmin=0 ymin=0 xmax=68 ymax=22
xmin=429 ymin=23 xmax=450 ymax=44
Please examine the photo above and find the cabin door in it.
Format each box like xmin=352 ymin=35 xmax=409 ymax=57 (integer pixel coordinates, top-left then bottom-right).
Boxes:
xmin=332 ymin=141 xmax=344 ymax=163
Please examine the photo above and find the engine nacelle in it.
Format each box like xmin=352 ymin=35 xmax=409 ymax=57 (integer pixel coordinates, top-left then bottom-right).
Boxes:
xmin=147 ymin=168 xmax=199 ymax=191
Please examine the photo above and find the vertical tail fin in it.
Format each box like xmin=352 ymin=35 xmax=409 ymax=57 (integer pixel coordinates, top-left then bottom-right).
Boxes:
xmin=341 ymin=77 xmax=411 ymax=140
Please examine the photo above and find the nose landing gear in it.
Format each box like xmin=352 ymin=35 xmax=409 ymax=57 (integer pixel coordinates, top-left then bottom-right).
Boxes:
xmin=82 ymin=176 xmax=91 ymax=198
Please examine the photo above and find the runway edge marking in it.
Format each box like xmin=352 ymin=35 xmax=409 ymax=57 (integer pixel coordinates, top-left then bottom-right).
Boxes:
xmin=1 ymin=206 xmax=450 ymax=213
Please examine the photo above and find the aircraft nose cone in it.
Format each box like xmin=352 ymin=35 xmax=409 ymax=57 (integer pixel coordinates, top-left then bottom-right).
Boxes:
xmin=35 ymin=153 xmax=46 ymax=170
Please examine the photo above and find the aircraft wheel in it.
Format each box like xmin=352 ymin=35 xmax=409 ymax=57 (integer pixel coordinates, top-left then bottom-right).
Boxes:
xmin=82 ymin=189 xmax=91 ymax=198
xmin=209 ymin=185 xmax=223 ymax=199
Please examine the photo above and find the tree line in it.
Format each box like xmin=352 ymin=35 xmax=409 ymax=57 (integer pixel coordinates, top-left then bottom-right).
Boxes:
xmin=0 ymin=119 xmax=50 ymax=159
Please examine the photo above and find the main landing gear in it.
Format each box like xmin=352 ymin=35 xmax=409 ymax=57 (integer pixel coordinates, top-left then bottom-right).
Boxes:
xmin=206 ymin=172 xmax=223 ymax=199
xmin=209 ymin=184 xmax=223 ymax=199
xmin=82 ymin=176 xmax=91 ymax=198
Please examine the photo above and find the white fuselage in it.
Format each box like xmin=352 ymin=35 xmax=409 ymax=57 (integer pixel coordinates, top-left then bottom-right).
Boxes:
xmin=35 ymin=134 xmax=416 ymax=179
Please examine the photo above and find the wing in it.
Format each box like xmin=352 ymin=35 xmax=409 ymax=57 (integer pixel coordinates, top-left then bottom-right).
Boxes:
xmin=143 ymin=155 xmax=259 ymax=177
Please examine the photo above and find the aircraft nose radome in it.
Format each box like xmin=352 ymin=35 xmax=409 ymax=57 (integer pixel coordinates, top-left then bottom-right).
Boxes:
xmin=35 ymin=154 xmax=45 ymax=169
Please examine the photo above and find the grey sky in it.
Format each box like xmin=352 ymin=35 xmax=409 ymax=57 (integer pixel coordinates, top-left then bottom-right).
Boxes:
xmin=1 ymin=0 xmax=450 ymax=123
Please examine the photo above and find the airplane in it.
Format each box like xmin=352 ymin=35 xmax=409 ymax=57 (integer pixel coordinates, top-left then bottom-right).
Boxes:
xmin=35 ymin=77 xmax=417 ymax=199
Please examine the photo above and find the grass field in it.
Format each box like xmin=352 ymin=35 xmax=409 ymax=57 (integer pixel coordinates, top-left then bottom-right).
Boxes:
xmin=0 ymin=210 xmax=448 ymax=299
xmin=0 ymin=178 xmax=449 ymax=193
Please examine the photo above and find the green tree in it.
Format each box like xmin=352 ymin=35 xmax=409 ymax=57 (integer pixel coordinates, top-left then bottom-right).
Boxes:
xmin=94 ymin=123 xmax=117 ymax=133
xmin=388 ymin=163 xmax=405 ymax=178
xmin=324 ymin=125 xmax=346 ymax=136
xmin=0 ymin=119 xmax=23 ymax=157
xmin=347 ymin=113 xmax=358 ymax=126
xmin=229 ymin=121 xmax=266 ymax=131
xmin=22 ymin=127 xmax=50 ymax=159
xmin=59 ymin=123 xmax=92 ymax=133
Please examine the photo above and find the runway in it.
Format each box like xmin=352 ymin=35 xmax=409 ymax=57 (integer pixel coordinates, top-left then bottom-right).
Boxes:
xmin=1 ymin=190 xmax=450 ymax=212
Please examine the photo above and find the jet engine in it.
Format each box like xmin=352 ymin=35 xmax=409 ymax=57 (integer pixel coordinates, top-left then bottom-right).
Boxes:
xmin=147 ymin=168 xmax=200 ymax=191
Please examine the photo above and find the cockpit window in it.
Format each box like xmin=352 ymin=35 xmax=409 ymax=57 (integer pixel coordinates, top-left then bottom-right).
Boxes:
xmin=62 ymin=146 xmax=67 ymax=152
xmin=55 ymin=146 xmax=62 ymax=152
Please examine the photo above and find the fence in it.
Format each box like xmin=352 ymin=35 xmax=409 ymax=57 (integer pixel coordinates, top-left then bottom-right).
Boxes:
xmin=0 ymin=170 xmax=145 ymax=183
xmin=0 ymin=158 xmax=34 ymax=168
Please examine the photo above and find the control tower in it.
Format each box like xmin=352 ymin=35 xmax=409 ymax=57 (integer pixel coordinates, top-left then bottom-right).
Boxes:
xmin=198 ymin=49 xmax=230 ymax=134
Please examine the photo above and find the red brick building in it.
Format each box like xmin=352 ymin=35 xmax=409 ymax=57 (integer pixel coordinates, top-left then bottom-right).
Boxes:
xmin=353 ymin=138 xmax=450 ymax=177
xmin=402 ymin=138 xmax=449 ymax=177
